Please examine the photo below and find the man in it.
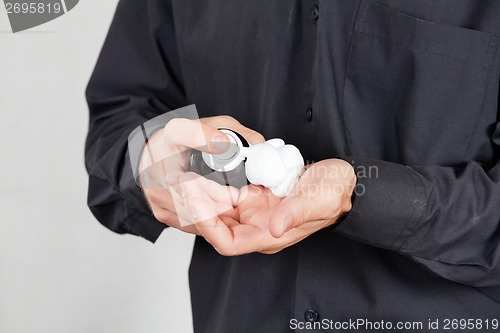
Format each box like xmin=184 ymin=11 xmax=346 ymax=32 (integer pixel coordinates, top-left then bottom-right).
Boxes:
xmin=85 ymin=0 xmax=500 ymax=332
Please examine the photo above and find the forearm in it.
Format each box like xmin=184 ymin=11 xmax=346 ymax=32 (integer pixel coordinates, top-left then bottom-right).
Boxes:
xmin=86 ymin=127 xmax=166 ymax=242
xmin=335 ymin=156 xmax=500 ymax=287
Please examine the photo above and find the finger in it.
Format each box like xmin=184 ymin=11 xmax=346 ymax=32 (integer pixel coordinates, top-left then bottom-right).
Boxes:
xmin=165 ymin=171 xmax=184 ymax=186
xmin=179 ymin=172 xmax=240 ymax=210
xmin=139 ymin=160 xmax=168 ymax=189
xmin=170 ymin=198 xmax=195 ymax=224
xmin=202 ymin=115 xmax=265 ymax=145
xmin=150 ymin=193 xmax=190 ymax=225
xmin=164 ymin=118 xmax=231 ymax=154
xmin=237 ymin=185 xmax=279 ymax=224
xmin=144 ymin=187 xmax=177 ymax=212
xmin=149 ymin=202 xmax=185 ymax=228
xmin=149 ymin=202 xmax=177 ymax=224
xmin=207 ymin=184 xmax=240 ymax=208
xmin=184 ymin=172 xmax=240 ymax=207
xmin=191 ymin=198 xmax=265 ymax=256
xmin=170 ymin=185 xmax=185 ymax=207
xmin=268 ymin=196 xmax=311 ymax=238
xmin=182 ymin=185 xmax=239 ymax=222
xmin=229 ymin=124 xmax=265 ymax=145
xmin=144 ymin=186 xmax=199 ymax=226
xmin=176 ymin=172 xmax=240 ymax=224
xmin=220 ymin=215 xmax=240 ymax=228
xmin=178 ymin=224 xmax=202 ymax=235
xmin=149 ymin=203 xmax=200 ymax=235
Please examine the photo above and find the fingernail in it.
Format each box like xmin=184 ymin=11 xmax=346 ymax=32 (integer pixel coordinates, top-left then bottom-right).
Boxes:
xmin=211 ymin=136 xmax=230 ymax=153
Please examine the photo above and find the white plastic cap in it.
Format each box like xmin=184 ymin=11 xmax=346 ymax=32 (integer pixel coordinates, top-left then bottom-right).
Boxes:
xmin=201 ymin=129 xmax=247 ymax=172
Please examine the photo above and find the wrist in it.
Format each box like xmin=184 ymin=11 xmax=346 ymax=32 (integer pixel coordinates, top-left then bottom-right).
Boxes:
xmin=336 ymin=158 xmax=357 ymax=216
xmin=139 ymin=128 xmax=167 ymax=173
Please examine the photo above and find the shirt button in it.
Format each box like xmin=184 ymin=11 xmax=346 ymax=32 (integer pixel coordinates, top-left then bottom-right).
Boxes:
xmin=309 ymin=5 xmax=319 ymax=21
xmin=305 ymin=107 xmax=313 ymax=121
xmin=304 ymin=309 xmax=319 ymax=322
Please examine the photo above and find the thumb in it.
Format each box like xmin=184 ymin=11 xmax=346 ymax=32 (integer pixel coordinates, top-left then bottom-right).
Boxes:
xmin=269 ymin=196 xmax=311 ymax=238
xmin=201 ymin=116 xmax=265 ymax=145
xmin=164 ymin=118 xmax=231 ymax=154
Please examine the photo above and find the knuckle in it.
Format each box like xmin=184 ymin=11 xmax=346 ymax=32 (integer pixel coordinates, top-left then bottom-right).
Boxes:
xmin=201 ymin=115 xmax=238 ymax=129
xmin=145 ymin=188 xmax=171 ymax=205
xmin=164 ymin=118 xmax=181 ymax=135
xmin=215 ymin=244 xmax=238 ymax=257
xmin=165 ymin=118 xmax=192 ymax=143
xmin=342 ymin=195 xmax=353 ymax=213
xmin=345 ymin=200 xmax=353 ymax=212
xmin=219 ymin=115 xmax=237 ymax=123
xmin=152 ymin=209 xmax=170 ymax=223
xmin=144 ymin=189 xmax=161 ymax=203
xmin=247 ymin=131 xmax=265 ymax=144
xmin=255 ymin=133 xmax=266 ymax=142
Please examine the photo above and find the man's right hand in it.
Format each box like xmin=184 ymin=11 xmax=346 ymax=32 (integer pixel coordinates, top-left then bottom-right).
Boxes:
xmin=139 ymin=115 xmax=265 ymax=235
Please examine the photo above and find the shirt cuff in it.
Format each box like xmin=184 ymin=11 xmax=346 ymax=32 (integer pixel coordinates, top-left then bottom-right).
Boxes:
xmin=120 ymin=147 xmax=167 ymax=243
xmin=334 ymin=157 xmax=429 ymax=251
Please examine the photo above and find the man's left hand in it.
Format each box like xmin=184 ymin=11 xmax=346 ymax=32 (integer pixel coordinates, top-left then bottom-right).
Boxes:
xmin=186 ymin=159 xmax=356 ymax=255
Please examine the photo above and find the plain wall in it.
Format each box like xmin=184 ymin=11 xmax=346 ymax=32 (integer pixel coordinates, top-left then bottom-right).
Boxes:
xmin=0 ymin=2 xmax=195 ymax=332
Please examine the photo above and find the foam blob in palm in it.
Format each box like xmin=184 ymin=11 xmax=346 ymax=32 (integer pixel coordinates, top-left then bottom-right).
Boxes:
xmin=244 ymin=138 xmax=304 ymax=197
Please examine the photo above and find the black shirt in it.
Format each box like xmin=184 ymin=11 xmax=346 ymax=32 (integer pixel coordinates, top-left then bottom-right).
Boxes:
xmin=85 ymin=1 xmax=500 ymax=332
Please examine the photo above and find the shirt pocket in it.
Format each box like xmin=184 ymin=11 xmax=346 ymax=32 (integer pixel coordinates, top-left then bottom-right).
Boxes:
xmin=342 ymin=0 xmax=498 ymax=165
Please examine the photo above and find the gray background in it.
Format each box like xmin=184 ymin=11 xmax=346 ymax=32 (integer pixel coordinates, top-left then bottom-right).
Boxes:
xmin=0 ymin=1 xmax=194 ymax=332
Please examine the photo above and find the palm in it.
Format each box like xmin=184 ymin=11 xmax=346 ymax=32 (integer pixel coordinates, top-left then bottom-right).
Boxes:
xmin=237 ymin=185 xmax=282 ymax=225
xmin=192 ymin=159 xmax=355 ymax=255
